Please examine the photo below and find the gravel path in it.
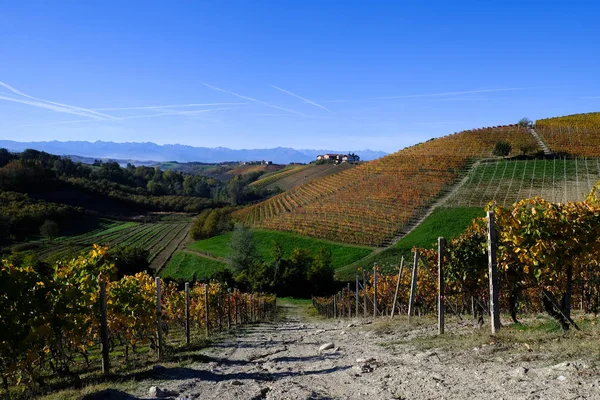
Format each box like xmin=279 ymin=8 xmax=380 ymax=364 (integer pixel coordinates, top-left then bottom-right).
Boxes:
xmin=115 ymin=301 xmax=600 ymax=400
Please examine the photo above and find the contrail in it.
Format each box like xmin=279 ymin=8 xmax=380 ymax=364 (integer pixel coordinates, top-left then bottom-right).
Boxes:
xmin=118 ymin=107 xmax=235 ymax=120
xmin=201 ymin=82 xmax=307 ymax=116
xmin=0 ymin=95 xmax=111 ymax=119
xmin=18 ymin=107 xmax=237 ymax=127
xmin=370 ymin=87 xmax=526 ymax=100
xmin=94 ymin=102 xmax=247 ymax=111
xmin=0 ymin=80 xmax=116 ymax=119
xmin=270 ymin=84 xmax=332 ymax=113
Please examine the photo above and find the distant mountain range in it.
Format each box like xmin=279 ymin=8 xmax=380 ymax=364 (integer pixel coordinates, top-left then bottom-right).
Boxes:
xmin=0 ymin=140 xmax=388 ymax=164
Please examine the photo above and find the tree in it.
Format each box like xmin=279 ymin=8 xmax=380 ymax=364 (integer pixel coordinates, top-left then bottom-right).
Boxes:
xmin=519 ymin=143 xmax=537 ymax=155
xmin=226 ymin=177 xmax=245 ymax=205
xmin=190 ymin=209 xmax=212 ymax=239
xmin=0 ymin=214 xmax=9 ymax=244
xmin=0 ymin=148 xmax=12 ymax=168
xmin=307 ymin=248 xmax=334 ymax=295
xmin=492 ymin=141 xmax=512 ymax=157
xmin=518 ymin=117 xmax=532 ymax=128
xmin=279 ymin=249 xmax=311 ymax=297
xmin=39 ymin=220 xmax=60 ymax=239
xmin=110 ymin=246 xmax=150 ymax=279
xmin=348 ymin=152 xmax=360 ymax=162
xmin=201 ymin=209 xmax=220 ymax=238
xmin=229 ymin=224 xmax=258 ymax=272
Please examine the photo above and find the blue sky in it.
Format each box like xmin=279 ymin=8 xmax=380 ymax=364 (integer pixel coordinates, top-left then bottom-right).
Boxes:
xmin=1 ymin=1 xmax=599 ymax=152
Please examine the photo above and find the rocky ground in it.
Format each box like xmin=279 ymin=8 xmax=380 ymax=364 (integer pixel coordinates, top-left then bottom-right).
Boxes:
xmin=90 ymin=301 xmax=600 ymax=400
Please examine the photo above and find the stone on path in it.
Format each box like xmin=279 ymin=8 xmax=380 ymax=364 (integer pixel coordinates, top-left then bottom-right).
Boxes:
xmin=356 ymin=357 xmax=375 ymax=364
xmin=148 ymin=386 xmax=167 ymax=398
xmin=319 ymin=342 xmax=335 ymax=353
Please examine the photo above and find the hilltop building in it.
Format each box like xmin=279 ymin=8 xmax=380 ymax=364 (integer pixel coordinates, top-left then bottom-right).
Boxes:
xmin=316 ymin=153 xmax=359 ymax=163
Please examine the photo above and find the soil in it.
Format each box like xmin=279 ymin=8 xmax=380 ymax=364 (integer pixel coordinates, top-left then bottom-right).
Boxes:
xmin=111 ymin=302 xmax=600 ymax=400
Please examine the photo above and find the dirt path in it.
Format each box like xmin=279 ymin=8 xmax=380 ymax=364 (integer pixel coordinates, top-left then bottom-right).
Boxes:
xmin=181 ymin=248 xmax=230 ymax=263
xmin=124 ymin=301 xmax=599 ymax=400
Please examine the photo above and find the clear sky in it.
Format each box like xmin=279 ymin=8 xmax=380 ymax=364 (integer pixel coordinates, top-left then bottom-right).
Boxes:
xmin=1 ymin=1 xmax=599 ymax=152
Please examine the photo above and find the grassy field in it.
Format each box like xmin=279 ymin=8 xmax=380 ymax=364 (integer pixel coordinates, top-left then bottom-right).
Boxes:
xmin=161 ymin=251 xmax=228 ymax=281
xmin=336 ymin=207 xmax=485 ymax=280
xmin=188 ymin=229 xmax=374 ymax=270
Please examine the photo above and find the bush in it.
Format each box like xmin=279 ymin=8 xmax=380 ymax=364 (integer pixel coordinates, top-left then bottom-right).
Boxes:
xmin=39 ymin=220 xmax=60 ymax=239
xmin=492 ymin=141 xmax=512 ymax=157
xmin=109 ymin=245 xmax=151 ymax=278
xmin=518 ymin=117 xmax=532 ymax=127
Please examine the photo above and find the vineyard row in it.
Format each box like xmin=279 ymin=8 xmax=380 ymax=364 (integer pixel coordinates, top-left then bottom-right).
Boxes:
xmin=0 ymin=246 xmax=276 ymax=391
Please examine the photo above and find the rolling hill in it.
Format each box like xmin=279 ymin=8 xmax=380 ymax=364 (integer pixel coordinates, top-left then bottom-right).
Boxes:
xmin=233 ymin=125 xmax=539 ymax=246
xmin=0 ymin=140 xmax=387 ymax=164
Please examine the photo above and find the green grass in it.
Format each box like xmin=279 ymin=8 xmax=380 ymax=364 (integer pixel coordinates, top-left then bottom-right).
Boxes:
xmin=188 ymin=233 xmax=232 ymax=258
xmin=86 ymin=221 xmax=138 ymax=237
xmin=277 ymin=297 xmax=313 ymax=305
xmin=336 ymin=207 xmax=485 ymax=280
xmin=161 ymin=251 xmax=228 ymax=281
xmin=188 ymin=229 xmax=374 ymax=270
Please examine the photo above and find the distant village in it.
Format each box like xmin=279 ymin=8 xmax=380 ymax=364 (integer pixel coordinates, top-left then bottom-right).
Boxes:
xmin=239 ymin=153 xmax=360 ymax=166
xmin=316 ymin=153 xmax=360 ymax=164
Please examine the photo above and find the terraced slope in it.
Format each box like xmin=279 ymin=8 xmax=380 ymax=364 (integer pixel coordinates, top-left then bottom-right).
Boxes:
xmin=537 ymin=112 xmax=600 ymax=156
xmin=445 ymin=158 xmax=600 ymax=207
xmin=227 ymin=163 xmax=284 ymax=177
xmin=33 ymin=221 xmax=190 ymax=270
xmin=249 ymin=164 xmax=309 ymax=189
xmin=250 ymin=163 xmax=356 ymax=192
xmin=233 ymin=125 xmax=538 ymax=246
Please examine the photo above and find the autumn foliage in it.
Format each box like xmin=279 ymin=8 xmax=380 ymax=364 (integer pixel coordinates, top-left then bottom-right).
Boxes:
xmin=314 ymin=184 xmax=600 ymax=329
xmin=0 ymin=246 xmax=276 ymax=391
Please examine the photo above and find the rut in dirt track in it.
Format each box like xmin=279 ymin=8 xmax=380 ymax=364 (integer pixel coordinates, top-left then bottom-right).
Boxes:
xmin=117 ymin=301 xmax=599 ymax=400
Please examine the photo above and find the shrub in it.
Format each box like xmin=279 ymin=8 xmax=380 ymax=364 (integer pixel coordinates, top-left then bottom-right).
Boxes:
xmin=492 ymin=141 xmax=512 ymax=157
xmin=39 ymin=220 xmax=60 ymax=239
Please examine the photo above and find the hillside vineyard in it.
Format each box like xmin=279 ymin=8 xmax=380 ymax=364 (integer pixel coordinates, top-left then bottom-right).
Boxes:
xmin=536 ymin=112 xmax=600 ymax=157
xmin=234 ymin=126 xmax=538 ymax=246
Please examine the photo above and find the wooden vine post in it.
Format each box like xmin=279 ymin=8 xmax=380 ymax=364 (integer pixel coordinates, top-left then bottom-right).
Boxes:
xmin=362 ymin=269 xmax=367 ymax=317
xmin=438 ymin=237 xmax=446 ymax=335
xmin=98 ymin=276 xmax=110 ymax=374
xmin=355 ymin=275 xmax=360 ymax=317
xmin=347 ymin=283 xmax=351 ymax=317
xmin=204 ymin=284 xmax=210 ymax=336
xmin=156 ymin=277 xmax=163 ymax=360
xmin=185 ymin=282 xmax=191 ymax=345
xmin=232 ymin=293 xmax=237 ymax=325
xmin=333 ymin=295 xmax=337 ymax=318
xmin=487 ymin=211 xmax=501 ymax=335
xmin=408 ymin=249 xmax=419 ymax=323
xmin=227 ymin=289 xmax=232 ymax=329
xmin=373 ymin=265 xmax=378 ymax=317
xmin=390 ymin=256 xmax=404 ymax=319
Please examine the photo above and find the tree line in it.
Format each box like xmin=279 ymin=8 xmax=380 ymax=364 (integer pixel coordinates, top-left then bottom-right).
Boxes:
xmin=0 ymin=148 xmax=273 ymax=245
xmin=226 ymin=225 xmax=335 ymax=297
